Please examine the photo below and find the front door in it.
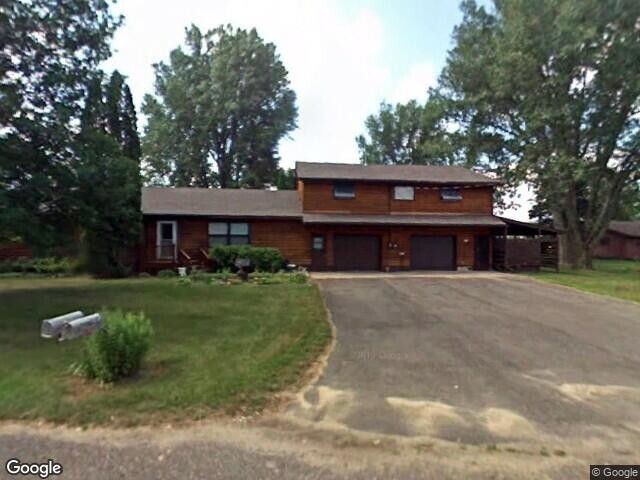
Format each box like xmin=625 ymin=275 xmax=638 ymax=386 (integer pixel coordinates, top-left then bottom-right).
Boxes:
xmin=156 ymin=221 xmax=177 ymax=260
xmin=474 ymin=235 xmax=490 ymax=270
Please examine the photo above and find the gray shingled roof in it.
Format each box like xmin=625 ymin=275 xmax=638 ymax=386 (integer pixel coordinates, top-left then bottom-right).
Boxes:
xmin=608 ymin=221 xmax=640 ymax=238
xmin=295 ymin=161 xmax=501 ymax=185
xmin=141 ymin=187 xmax=302 ymax=218
xmin=303 ymin=213 xmax=505 ymax=227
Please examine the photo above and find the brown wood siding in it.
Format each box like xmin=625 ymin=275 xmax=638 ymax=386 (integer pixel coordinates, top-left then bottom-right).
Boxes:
xmin=141 ymin=217 xmax=492 ymax=272
xmin=251 ymin=220 xmax=311 ymax=265
xmin=301 ymin=180 xmax=493 ymax=215
xmin=390 ymin=186 xmax=493 ymax=214
xmin=302 ymin=180 xmax=390 ymax=213
xmin=141 ymin=217 xmax=312 ymax=271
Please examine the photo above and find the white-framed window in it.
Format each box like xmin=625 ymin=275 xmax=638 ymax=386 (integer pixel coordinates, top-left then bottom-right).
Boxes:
xmin=393 ymin=185 xmax=415 ymax=201
xmin=156 ymin=221 xmax=177 ymax=259
xmin=208 ymin=222 xmax=250 ymax=246
xmin=440 ymin=188 xmax=463 ymax=201
xmin=333 ymin=182 xmax=355 ymax=199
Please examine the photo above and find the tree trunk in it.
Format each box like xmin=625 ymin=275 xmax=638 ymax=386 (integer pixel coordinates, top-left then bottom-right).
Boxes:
xmin=585 ymin=248 xmax=594 ymax=270
xmin=562 ymin=225 xmax=588 ymax=269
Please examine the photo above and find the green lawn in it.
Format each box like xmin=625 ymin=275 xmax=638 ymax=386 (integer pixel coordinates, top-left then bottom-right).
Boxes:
xmin=0 ymin=276 xmax=330 ymax=425
xmin=528 ymin=259 xmax=640 ymax=303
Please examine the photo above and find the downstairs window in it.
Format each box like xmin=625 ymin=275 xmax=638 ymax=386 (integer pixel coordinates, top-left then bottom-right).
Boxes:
xmin=209 ymin=222 xmax=250 ymax=246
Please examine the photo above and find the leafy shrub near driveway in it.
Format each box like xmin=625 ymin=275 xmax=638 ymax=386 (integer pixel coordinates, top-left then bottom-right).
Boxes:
xmin=77 ymin=310 xmax=153 ymax=383
xmin=209 ymin=246 xmax=285 ymax=272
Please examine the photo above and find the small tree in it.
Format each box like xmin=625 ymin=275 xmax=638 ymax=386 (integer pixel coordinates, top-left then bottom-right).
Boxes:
xmin=76 ymin=131 xmax=141 ymax=277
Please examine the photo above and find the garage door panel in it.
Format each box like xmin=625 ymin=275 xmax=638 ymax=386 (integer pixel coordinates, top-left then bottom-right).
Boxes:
xmin=334 ymin=235 xmax=380 ymax=271
xmin=411 ymin=236 xmax=456 ymax=270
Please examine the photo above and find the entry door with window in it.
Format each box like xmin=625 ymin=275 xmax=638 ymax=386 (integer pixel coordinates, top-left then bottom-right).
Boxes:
xmin=156 ymin=221 xmax=177 ymax=260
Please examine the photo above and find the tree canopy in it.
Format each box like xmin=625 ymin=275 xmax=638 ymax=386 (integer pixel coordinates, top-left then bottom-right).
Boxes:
xmin=0 ymin=0 xmax=122 ymax=251
xmin=142 ymin=24 xmax=298 ymax=188
xmin=358 ymin=0 xmax=640 ymax=267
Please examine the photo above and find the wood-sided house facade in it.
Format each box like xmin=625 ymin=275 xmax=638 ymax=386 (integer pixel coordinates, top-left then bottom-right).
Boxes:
xmin=140 ymin=162 xmax=510 ymax=272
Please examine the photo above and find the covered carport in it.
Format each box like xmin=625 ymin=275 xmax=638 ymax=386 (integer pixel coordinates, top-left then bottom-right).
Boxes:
xmin=492 ymin=217 xmax=560 ymax=272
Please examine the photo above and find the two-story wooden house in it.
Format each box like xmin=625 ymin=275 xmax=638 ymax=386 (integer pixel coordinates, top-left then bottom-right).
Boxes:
xmin=140 ymin=161 xmax=507 ymax=272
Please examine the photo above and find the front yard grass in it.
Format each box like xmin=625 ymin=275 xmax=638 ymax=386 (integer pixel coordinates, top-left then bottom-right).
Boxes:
xmin=0 ymin=276 xmax=330 ymax=425
xmin=528 ymin=259 xmax=640 ymax=303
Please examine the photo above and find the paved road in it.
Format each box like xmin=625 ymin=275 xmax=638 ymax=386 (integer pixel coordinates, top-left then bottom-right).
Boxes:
xmin=3 ymin=275 xmax=640 ymax=479
xmin=289 ymin=275 xmax=640 ymax=453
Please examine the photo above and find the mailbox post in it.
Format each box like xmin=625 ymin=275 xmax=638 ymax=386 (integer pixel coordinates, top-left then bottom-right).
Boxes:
xmin=234 ymin=257 xmax=251 ymax=281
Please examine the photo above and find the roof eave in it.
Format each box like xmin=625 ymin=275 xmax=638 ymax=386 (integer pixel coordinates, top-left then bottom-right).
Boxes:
xmin=297 ymin=177 xmax=502 ymax=186
xmin=142 ymin=212 xmax=302 ymax=219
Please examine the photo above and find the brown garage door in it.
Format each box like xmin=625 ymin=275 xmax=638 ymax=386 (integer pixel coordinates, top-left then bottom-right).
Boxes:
xmin=334 ymin=235 xmax=380 ymax=271
xmin=410 ymin=236 xmax=456 ymax=270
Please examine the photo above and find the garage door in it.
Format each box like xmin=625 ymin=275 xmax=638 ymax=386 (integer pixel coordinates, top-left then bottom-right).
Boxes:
xmin=410 ymin=236 xmax=456 ymax=270
xmin=334 ymin=235 xmax=380 ymax=271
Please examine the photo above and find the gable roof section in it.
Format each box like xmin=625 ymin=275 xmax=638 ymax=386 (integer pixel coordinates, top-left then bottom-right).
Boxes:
xmin=141 ymin=187 xmax=302 ymax=218
xmin=608 ymin=221 xmax=640 ymax=238
xmin=295 ymin=161 xmax=501 ymax=185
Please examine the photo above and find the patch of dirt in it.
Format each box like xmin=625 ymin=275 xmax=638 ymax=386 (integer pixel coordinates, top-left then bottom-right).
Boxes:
xmin=385 ymin=397 xmax=466 ymax=436
xmin=557 ymin=383 xmax=640 ymax=402
xmin=479 ymin=408 xmax=537 ymax=439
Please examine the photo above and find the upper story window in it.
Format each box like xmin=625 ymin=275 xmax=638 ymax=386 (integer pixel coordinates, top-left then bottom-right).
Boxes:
xmin=209 ymin=222 xmax=249 ymax=246
xmin=440 ymin=188 xmax=462 ymax=202
xmin=333 ymin=181 xmax=355 ymax=199
xmin=393 ymin=186 xmax=414 ymax=201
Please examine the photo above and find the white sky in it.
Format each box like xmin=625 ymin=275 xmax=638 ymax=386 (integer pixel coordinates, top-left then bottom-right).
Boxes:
xmin=105 ymin=0 xmax=531 ymax=220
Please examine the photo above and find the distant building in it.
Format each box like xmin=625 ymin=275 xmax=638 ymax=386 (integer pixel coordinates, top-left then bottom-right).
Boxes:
xmin=593 ymin=221 xmax=640 ymax=260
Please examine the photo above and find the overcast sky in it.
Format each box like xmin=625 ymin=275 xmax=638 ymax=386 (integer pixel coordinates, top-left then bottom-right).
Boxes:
xmin=104 ymin=0 xmax=532 ymax=219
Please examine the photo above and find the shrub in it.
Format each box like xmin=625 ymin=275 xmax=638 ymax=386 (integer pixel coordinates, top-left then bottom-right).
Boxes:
xmin=209 ymin=246 xmax=285 ymax=273
xmin=0 ymin=257 xmax=75 ymax=275
xmin=157 ymin=269 xmax=176 ymax=278
xmin=77 ymin=310 xmax=153 ymax=383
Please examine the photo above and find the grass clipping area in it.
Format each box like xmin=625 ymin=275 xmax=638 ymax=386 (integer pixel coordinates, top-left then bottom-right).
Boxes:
xmin=529 ymin=259 xmax=640 ymax=303
xmin=0 ymin=277 xmax=331 ymax=425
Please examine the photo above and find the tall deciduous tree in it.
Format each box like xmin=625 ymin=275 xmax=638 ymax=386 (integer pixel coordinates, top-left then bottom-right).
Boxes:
xmin=0 ymin=0 xmax=121 ymax=251
xmin=429 ymin=0 xmax=640 ymax=267
xmin=142 ymin=24 xmax=297 ymax=188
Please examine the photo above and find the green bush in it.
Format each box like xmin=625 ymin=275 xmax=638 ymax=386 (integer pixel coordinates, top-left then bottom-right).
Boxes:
xmin=77 ymin=310 xmax=153 ymax=383
xmin=157 ymin=269 xmax=176 ymax=278
xmin=0 ymin=257 xmax=75 ymax=275
xmin=209 ymin=245 xmax=285 ymax=272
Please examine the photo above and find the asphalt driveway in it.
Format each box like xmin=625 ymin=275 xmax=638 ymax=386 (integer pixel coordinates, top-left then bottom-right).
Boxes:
xmin=289 ymin=274 xmax=640 ymax=451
